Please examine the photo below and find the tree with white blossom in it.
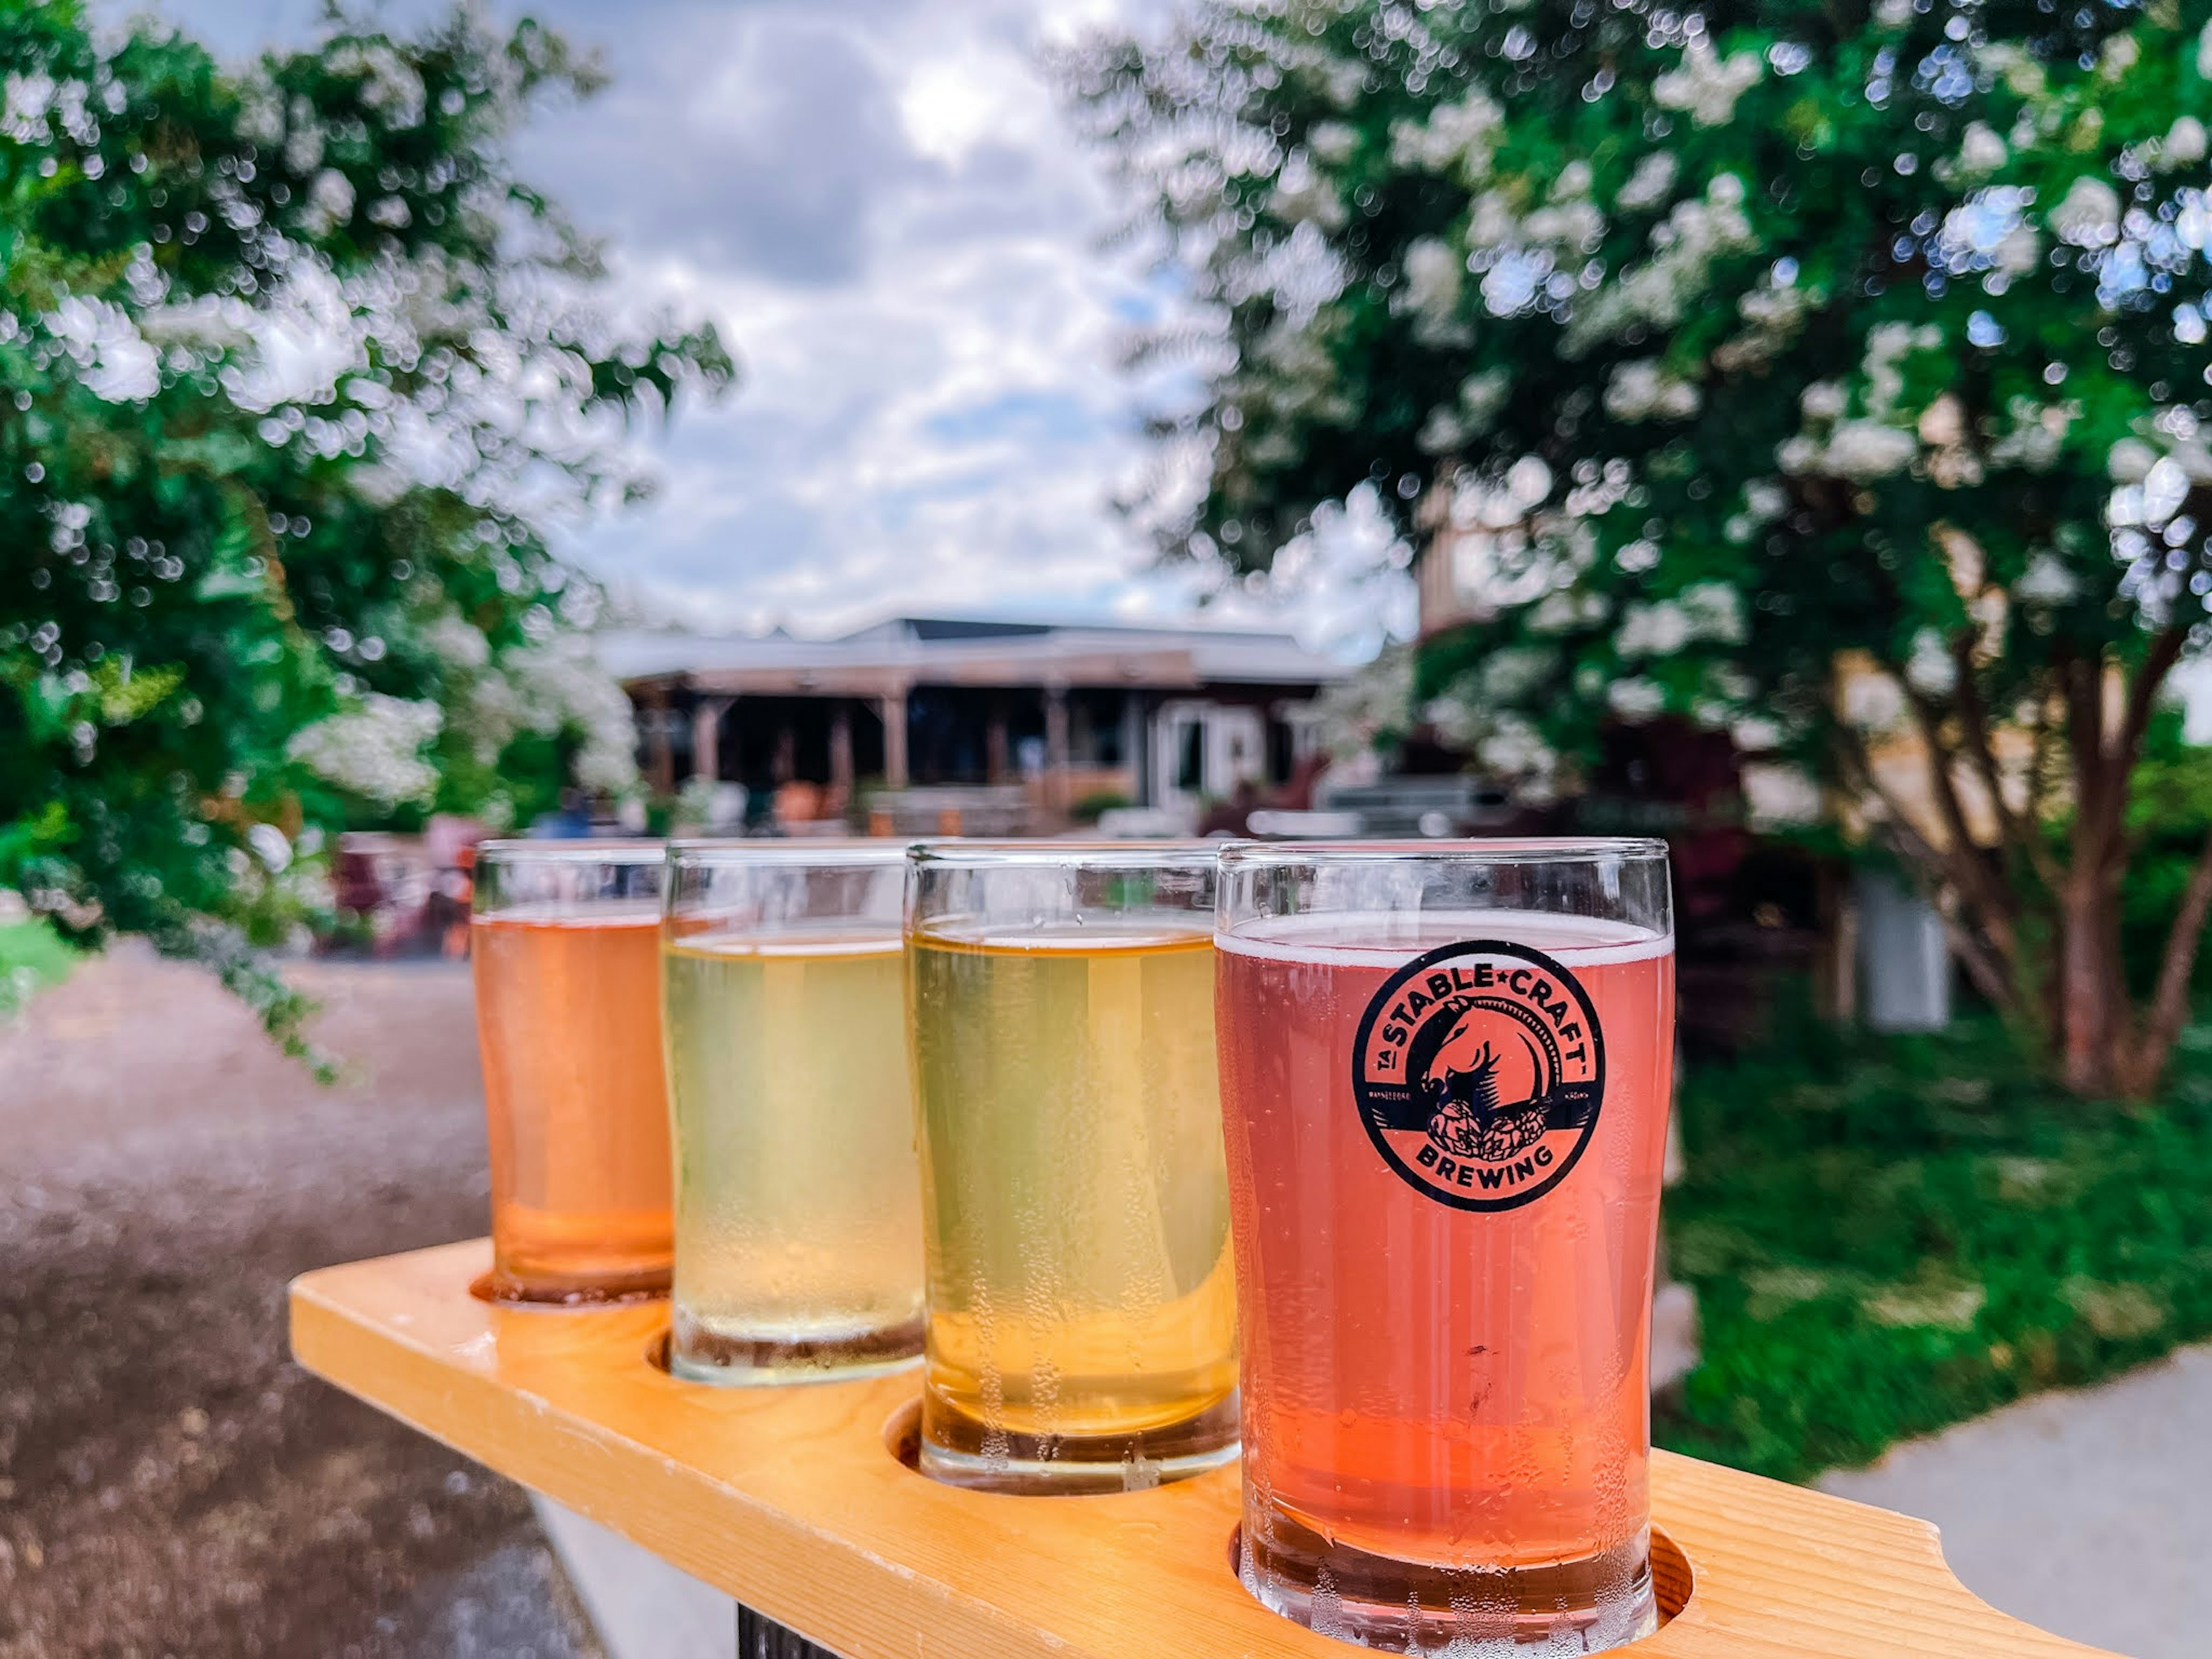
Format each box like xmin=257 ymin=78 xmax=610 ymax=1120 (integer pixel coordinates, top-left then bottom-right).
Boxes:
xmin=1077 ymin=0 xmax=2212 ymax=1096
xmin=0 ymin=4 xmax=732 ymax=1055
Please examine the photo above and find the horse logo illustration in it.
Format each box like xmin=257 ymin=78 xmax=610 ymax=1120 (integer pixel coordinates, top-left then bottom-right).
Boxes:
xmin=1350 ymin=940 xmax=1607 ymax=1212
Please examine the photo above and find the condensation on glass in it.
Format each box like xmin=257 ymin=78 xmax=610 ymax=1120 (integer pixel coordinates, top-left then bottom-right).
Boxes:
xmin=1215 ymin=838 xmax=1675 ymax=1654
xmin=662 ymin=840 xmax=923 ymax=1384
xmin=472 ymin=840 xmax=672 ymax=1305
xmin=907 ymin=840 xmax=1240 ymax=1494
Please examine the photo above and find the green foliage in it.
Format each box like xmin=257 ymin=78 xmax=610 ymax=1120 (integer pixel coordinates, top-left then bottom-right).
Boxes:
xmin=1075 ymin=1 xmax=2212 ymax=783
xmin=1660 ymin=990 xmax=2212 ymax=1480
xmin=1077 ymin=0 xmax=2212 ymax=1091
xmin=1070 ymin=787 xmax=1132 ymax=823
xmin=0 ymin=2 xmax=732 ymax=1049
xmin=0 ymin=914 xmax=75 ymax=1013
xmin=2123 ymin=707 xmax=2212 ymax=993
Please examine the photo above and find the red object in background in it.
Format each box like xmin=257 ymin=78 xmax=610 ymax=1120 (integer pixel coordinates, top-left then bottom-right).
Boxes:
xmin=329 ymin=818 xmax=488 ymax=959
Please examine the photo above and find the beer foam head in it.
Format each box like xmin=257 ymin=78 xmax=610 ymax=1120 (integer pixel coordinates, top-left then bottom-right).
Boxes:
xmin=1215 ymin=910 xmax=1671 ymax=968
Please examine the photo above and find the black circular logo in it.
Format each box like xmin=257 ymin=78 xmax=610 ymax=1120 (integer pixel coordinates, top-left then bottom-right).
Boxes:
xmin=1350 ymin=939 xmax=1606 ymax=1211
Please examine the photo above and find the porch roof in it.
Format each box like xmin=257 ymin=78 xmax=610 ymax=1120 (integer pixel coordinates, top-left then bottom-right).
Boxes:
xmin=601 ymin=616 xmax=1351 ymax=700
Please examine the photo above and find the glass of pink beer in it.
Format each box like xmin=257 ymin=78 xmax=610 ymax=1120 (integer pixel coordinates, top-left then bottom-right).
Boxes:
xmin=1214 ymin=839 xmax=1673 ymax=1653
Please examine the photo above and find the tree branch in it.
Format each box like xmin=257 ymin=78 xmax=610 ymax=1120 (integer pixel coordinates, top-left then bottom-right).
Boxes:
xmin=2082 ymin=627 xmax=2187 ymax=872
xmin=2122 ymin=825 xmax=2212 ymax=1098
xmin=1949 ymin=635 xmax=2064 ymax=892
xmin=1833 ymin=721 xmax=2024 ymax=1015
xmin=1898 ymin=679 xmax=2020 ymax=959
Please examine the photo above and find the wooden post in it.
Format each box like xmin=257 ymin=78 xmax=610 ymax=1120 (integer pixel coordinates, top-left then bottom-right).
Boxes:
xmin=692 ymin=696 xmax=732 ymax=784
xmin=986 ymin=704 xmax=1010 ymax=785
xmin=643 ymin=686 xmax=675 ymax=796
xmin=738 ymin=1606 xmax=835 ymax=1659
xmin=1122 ymin=693 xmax=1146 ymax=805
xmin=1044 ymin=684 xmax=1070 ymax=817
xmin=881 ymin=689 xmax=909 ymax=788
xmin=830 ymin=704 xmax=854 ymax=796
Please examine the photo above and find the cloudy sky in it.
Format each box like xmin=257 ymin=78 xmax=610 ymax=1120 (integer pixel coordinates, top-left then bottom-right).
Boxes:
xmin=158 ymin=0 xmax=1412 ymax=656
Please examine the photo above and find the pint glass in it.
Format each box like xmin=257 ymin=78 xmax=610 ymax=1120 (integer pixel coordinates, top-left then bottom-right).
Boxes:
xmin=1215 ymin=840 xmax=1674 ymax=1652
xmin=472 ymin=841 xmax=673 ymax=1304
xmin=907 ymin=842 xmax=1239 ymax=1493
xmin=662 ymin=842 xmax=924 ymax=1383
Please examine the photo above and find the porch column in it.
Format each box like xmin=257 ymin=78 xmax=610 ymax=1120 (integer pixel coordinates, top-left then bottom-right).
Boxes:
xmin=880 ymin=688 xmax=909 ymax=787
xmin=691 ymin=695 xmax=733 ymax=783
xmin=642 ymin=687 xmax=675 ymax=796
xmin=986 ymin=703 xmax=1010 ymax=784
xmin=1122 ymin=694 xmax=1147 ymax=806
xmin=1044 ymin=684 xmax=1070 ymax=813
xmin=830 ymin=703 xmax=854 ymax=796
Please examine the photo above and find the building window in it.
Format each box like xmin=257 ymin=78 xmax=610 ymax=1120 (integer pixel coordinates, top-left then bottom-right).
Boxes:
xmin=1176 ymin=719 xmax=1205 ymax=794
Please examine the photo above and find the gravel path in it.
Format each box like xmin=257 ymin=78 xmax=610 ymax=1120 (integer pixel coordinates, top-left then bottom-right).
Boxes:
xmin=0 ymin=941 xmax=603 ymax=1659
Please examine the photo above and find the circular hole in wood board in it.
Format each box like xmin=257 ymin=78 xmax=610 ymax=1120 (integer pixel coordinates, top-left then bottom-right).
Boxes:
xmin=1222 ymin=1524 xmax=1692 ymax=1627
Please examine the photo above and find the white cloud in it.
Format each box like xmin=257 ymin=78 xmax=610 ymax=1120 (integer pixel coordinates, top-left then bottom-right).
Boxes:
xmin=154 ymin=0 xmax=1403 ymax=656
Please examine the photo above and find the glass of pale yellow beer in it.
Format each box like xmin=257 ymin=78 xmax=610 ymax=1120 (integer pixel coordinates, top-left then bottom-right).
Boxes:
xmin=906 ymin=841 xmax=1238 ymax=1493
xmin=661 ymin=841 xmax=925 ymax=1384
xmin=473 ymin=841 xmax=672 ymax=1304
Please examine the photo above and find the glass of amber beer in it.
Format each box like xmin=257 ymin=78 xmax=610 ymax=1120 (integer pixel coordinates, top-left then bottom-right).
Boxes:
xmin=472 ymin=841 xmax=672 ymax=1304
xmin=907 ymin=842 xmax=1239 ymax=1493
xmin=1215 ymin=839 xmax=1674 ymax=1653
xmin=662 ymin=842 xmax=923 ymax=1383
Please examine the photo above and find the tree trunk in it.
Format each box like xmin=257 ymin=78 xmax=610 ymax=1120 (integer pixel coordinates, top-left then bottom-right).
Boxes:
xmin=2055 ymin=874 xmax=2118 ymax=1094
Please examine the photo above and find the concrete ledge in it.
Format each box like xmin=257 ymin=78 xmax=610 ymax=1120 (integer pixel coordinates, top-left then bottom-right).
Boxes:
xmin=533 ymin=1495 xmax=736 ymax=1659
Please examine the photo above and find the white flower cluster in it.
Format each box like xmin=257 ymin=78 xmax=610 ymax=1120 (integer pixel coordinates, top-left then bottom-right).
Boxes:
xmin=1988 ymin=396 xmax=2078 ymax=471
xmin=2051 ymin=176 xmax=2122 ymax=248
xmin=1416 ymin=367 xmax=1510 ymax=454
xmin=1614 ymin=153 xmax=1677 ymax=213
xmin=1606 ymin=678 xmax=1667 ymax=721
xmin=1476 ymin=646 xmax=1558 ymax=703
xmin=1400 ymin=237 xmax=1464 ymax=339
xmin=1933 ymin=187 xmax=2041 ymax=282
xmin=2 ymin=70 xmax=113 ymax=145
xmin=1712 ymin=270 xmax=1820 ymax=373
xmin=1563 ymin=175 xmax=1756 ymax=353
xmin=1952 ymin=122 xmax=2009 ymax=178
xmin=1315 ymin=646 xmax=1415 ymax=760
xmin=289 ymin=694 xmax=444 ymax=807
xmin=1271 ymin=147 xmax=1346 ymax=230
xmin=1652 ymin=41 xmax=1764 ymax=128
xmin=1603 ymin=359 xmax=1701 ymax=423
xmin=1389 ymin=90 xmax=1505 ymax=183
xmin=43 ymin=296 xmax=158 ymax=403
xmin=456 ymin=635 xmax=641 ymax=796
xmin=1614 ymin=582 xmax=1746 ymax=660
xmin=324 ymin=40 xmax=427 ymax=130
xmin=1775 ymin=325 xmax=1944 ymax=482
xmin=1426 ymin=691 xmax=1563 ymax=805
xmin=1724 ymin=478 xmax=1791 ymax=546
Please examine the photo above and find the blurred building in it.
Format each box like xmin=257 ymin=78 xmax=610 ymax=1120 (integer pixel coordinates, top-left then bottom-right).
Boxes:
xmin=603 ymin=616 xmax=1348 ymax=827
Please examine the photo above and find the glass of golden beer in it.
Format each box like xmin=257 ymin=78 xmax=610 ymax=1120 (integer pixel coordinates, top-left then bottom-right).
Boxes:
xmin=662 ymin=841 xmax=924 ymax=1383
xmin=473 ymin=841 xmax=672 ymax=1305
xmin=1215 ymin=839 xmax=1675 ymax=1653
xmin=907 ymin=842 xmax=1238 ymax=1493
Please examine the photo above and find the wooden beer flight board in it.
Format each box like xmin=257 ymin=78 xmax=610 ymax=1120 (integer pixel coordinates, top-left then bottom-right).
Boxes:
xmin=290 ymin=1240 xmax=2111 ymax=1659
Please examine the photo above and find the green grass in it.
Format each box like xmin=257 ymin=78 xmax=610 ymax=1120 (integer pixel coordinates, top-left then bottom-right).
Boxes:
xmin=0 ymin=916 xmax=77 ymax=1014
xmin=1655 ymin=994 xmax=2212 ymax=1483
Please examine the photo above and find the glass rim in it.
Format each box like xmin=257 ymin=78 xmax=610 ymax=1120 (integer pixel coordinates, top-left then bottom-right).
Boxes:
xmin=908 ymin=839 xmax=1219 ymax=869
xmin=476 ymin=837 xmax=666 ymax=864
xmin=668 ymin=837 xmax=913 ymax=866
xmin=1217 ymin=836 xmax=1670 ymax=866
